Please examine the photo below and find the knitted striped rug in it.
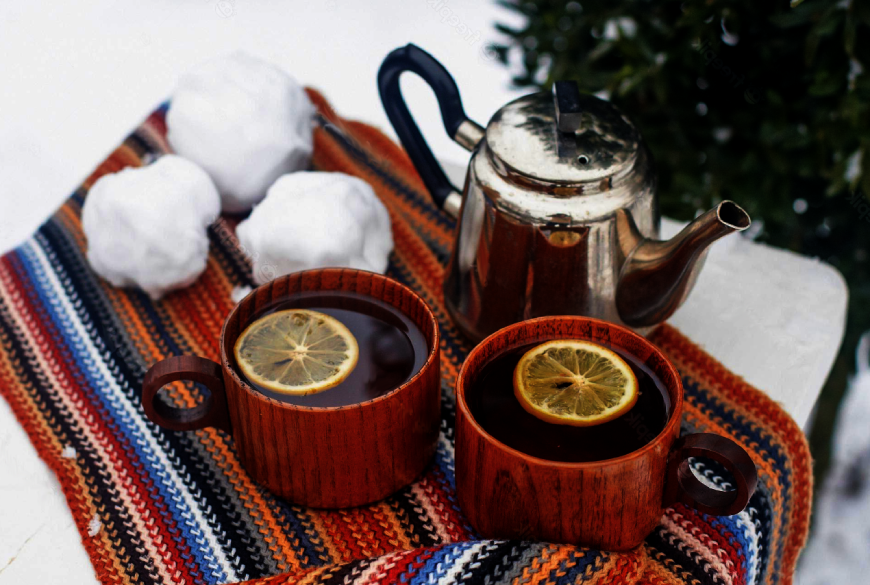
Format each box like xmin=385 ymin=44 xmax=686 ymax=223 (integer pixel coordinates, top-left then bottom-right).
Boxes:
xmin=0 ymin=90 xmax=811 ymax=585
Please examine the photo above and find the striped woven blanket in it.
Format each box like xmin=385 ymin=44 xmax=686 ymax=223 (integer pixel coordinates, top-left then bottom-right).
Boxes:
xmin=0 ymin=91 xmax=811 ymax=584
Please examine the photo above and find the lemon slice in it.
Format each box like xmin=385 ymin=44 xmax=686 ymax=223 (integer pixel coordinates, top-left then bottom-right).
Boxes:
xmin=513 ymin=340 xmax=638 ymax=427
xmin=234 ymin=309 xmax=359 ymax=395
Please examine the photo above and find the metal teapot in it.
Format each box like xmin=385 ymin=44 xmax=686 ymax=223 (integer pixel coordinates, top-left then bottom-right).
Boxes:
xmin=378 ymin=44 xmax=750 ymax=342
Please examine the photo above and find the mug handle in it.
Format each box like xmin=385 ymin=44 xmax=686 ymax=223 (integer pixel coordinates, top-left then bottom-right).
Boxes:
xmin=142 ymin=356 xmax=232 ymax=433
xmin=663 ymin=433 xmax=757 ymax=516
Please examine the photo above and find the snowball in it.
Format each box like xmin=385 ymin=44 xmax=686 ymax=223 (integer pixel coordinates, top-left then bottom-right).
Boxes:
xmin=88 ymin=514 xmax=102 ymax=537
xmin=167 ymin=52 xmax=316 ymax=213
xmin=236 ymin=172 xmax=393 ymax=285
xmin=231 ymin=285 xmax=252 ymax=303
xmin=82 ymin=155 xmax=220 ymax=299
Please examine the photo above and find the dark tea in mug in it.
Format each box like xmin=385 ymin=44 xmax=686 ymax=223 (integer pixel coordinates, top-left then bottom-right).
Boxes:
xmin=466 ymin=342 xmax=671 ymax=462
xmin=232 ymin=290 xmax=429 ymax=407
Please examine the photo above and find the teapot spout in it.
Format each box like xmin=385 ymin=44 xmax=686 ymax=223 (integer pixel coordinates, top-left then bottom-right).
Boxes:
xmin=616 ymin=201 xmax=751 ymax=327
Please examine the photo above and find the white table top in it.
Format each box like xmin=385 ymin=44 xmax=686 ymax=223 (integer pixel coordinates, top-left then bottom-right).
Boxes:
xmin=0 ymin=1 xmax=847 ymax=583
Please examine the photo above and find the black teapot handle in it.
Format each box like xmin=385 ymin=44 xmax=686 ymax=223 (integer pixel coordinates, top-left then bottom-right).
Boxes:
xmin=378 ymin=44 xmax=483 ymax=214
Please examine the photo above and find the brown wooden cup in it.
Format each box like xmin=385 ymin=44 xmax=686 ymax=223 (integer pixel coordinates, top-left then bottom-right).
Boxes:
xmin=142 ymin=269 xmax=441 ymax=508
xmin=455 ymin=316 xmax=757 ymax=551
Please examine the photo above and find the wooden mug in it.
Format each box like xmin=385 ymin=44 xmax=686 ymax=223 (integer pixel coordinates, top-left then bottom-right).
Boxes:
xmin=454 ymin=316 xmax=757 ymax=551
xmin=142 ymin=269 xmax=441 ymax=508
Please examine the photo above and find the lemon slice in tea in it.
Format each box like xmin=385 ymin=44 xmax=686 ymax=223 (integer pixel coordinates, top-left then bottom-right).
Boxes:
xmin=513 ymin=339 xmax=638 ymax=427
xmin=234 ymin=309 xmax=359 ymax=395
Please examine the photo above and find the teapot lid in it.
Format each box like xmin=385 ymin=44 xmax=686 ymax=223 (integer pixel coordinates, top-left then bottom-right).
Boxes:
xmin=485 ymin=81 xmax=643 ymax=189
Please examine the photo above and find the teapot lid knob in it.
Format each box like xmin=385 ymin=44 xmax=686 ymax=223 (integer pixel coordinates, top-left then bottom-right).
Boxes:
xmin=484 ymin=80 xmax=645 ymax=190
xmin=553 ymin=80 xmax=582 ymax=134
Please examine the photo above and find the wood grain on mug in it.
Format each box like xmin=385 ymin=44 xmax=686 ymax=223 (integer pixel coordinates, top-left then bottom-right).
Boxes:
xmin=454 ymin=316 xmax=756 ymax=550
xmin=222 ymin=270 xmax=441 ymax=509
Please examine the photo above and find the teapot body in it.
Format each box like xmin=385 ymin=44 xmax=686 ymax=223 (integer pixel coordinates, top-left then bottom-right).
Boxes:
xmin=379 ymin=44 xmax=749 ymax=343
xmin=444 ymin=136 xmax=658 ymax=341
